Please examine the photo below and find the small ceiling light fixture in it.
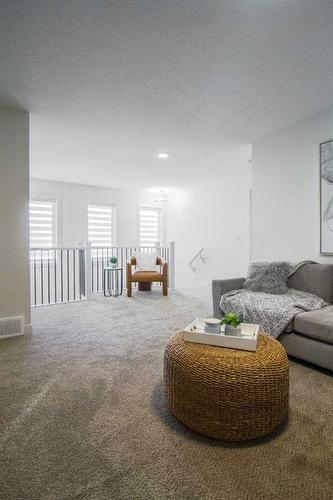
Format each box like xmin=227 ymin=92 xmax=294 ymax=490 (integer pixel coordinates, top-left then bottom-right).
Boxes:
xmin=157 ymin=152 xmax=169 ymax=159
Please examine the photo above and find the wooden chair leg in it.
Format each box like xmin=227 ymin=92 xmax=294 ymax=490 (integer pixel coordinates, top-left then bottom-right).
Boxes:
xmin=162 ymin=280 xmax=168 ymax=296
xmin=127 ymin=281 xmax=132 ymax=297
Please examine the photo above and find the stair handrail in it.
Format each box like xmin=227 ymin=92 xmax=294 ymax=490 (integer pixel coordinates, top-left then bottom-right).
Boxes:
xmin=188 ymin=248 xmax=205 ymax=272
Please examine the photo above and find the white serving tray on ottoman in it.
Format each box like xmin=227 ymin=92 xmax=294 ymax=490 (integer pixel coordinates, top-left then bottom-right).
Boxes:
xmin=182 ymin=318 xmax=259 ymax=352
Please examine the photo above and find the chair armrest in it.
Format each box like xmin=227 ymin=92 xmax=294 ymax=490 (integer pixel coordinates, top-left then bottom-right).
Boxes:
xmin=157 ymin=257 xmax=167 ymax=279
xmin=127 ymin=262 xmax=133 ymax=280
xmin=212 ymin=278 xmax=245 ymax=319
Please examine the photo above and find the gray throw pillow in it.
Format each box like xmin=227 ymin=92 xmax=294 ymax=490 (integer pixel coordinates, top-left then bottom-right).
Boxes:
xmin=243 ymin=261 xmax=293 ymax=294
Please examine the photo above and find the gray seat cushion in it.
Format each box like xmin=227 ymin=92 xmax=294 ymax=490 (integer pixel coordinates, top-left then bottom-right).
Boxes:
xmin=294 ymin=306 xmax=333 ymax=345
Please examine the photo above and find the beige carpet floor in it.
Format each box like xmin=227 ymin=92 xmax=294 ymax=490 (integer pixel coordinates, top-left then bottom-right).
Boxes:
xmin=0 ymin=290 xmax=332 ymax=500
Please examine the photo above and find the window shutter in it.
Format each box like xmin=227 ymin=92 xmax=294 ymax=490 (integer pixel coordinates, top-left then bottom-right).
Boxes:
xmin=29 ymin=199 xmax=57 ymax=248
xmin=88 ymin=204 xmax=114 ymax=247
xmin=139 ymin=207 xmax=161 ymax=247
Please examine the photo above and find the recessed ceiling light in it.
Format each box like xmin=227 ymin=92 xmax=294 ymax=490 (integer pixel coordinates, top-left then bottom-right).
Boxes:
xmin=157 ymin=153 xmax=169 ymax=159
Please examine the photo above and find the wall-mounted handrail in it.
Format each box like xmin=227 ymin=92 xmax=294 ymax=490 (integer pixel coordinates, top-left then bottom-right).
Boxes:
xmin=188 ymin=248 xmax=205 ymax=272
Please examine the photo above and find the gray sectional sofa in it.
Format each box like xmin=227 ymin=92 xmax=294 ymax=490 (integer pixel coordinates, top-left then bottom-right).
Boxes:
xmin=212 ymin=262 xmax=333 ymax=371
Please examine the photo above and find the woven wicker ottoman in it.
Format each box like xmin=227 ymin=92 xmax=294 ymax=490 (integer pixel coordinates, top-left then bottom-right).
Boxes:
xmin=164 ymin=332 xmax=289 ymax=441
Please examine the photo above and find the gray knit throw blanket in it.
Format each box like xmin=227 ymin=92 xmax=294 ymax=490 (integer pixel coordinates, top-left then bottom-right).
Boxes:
xmin=220 ymin=262 xmax=327 ymax=338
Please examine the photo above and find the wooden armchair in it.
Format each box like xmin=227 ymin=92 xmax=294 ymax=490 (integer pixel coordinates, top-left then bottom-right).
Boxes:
xmin=127 ymin=256 xmax=168 ymax=297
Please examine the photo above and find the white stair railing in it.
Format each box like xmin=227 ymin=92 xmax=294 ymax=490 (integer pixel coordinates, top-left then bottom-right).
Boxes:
xmin=30 ymin=242 xmax=175 ymax=305
xmin=169 ymin=241 xmax=175 ymax=290
xmin=30 ymin=247 xmax=86 ymax=306
xmin=188 ymin=248 xmax=205 ymax=272
xmin=89 ymin=245 xmax=171 ymax=293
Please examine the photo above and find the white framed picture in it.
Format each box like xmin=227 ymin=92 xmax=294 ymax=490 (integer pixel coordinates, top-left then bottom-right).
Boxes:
xmin=320 ymin=139 xmax=333 ymax=255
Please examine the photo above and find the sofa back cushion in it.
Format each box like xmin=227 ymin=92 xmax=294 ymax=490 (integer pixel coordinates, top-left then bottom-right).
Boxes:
xmin=288 ymin=263 xmax=333 ymax=303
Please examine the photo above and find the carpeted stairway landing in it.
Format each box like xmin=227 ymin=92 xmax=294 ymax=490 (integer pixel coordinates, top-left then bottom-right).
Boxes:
xmin=0 ymin=290 xmax=332 ymax=499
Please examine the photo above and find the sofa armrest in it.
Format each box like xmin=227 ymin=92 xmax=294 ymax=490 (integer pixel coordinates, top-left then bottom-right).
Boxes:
xmin=212 ymin=278 xmax=245 ymax=319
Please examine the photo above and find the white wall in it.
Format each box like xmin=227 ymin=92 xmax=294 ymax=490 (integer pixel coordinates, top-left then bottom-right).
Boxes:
xmin=32 ymin=166 xmax=251 ymax=292
xmin=30 ymin=179 xmax=164 ymax=247
xmin=0 ymin=107 xmax=31 ymax=329
xmin=251 ymin=108 xmax=333 ymax=263
xmin=167 ymin=162 xmax=251 ymax=290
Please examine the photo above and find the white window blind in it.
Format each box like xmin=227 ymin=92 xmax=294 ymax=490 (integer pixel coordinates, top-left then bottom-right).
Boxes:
xmin=139 ymin=207 xmax=161 ymax=247
xmin=88 ymin=203 xmax=114 ymax=247
xmin=29 ymin=199 xmax=57 ymax=248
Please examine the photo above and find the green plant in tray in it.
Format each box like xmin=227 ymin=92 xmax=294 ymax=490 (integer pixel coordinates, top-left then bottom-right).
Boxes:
xmin=220 ymin=312 xmax=242 ymax=328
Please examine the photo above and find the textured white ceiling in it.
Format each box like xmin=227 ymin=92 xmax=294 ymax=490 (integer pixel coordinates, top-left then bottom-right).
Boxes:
xmin=1 ymin=0 xmax=333 ymax=189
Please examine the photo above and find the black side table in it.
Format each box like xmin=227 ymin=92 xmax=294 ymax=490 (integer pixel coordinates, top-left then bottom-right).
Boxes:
xmin=103 ymin=267 xmax=123 ymax=297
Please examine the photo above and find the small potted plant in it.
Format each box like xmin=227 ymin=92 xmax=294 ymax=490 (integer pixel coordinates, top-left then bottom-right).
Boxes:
xmin=109 ymin=256 xmax=118 ymax=268
xmin=220 ymin=312 xmax=242 ymax=336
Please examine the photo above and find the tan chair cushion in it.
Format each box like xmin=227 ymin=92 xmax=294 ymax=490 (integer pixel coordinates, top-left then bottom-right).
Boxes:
xmin=131 ymin=271 xmax=163 ymax=282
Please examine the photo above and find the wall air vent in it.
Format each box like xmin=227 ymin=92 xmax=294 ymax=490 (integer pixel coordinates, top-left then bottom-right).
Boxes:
xmin=0 ymin=316 xmax=24 ymax=339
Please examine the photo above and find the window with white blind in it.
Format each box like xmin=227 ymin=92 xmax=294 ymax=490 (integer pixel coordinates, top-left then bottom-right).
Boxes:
xmin=139 ymin=207 xmax=161 ymax=247
xmin=88 ymin=203 xmax=115 ymax=247
xmin=29 ymin=198 xmax=58 ymax=248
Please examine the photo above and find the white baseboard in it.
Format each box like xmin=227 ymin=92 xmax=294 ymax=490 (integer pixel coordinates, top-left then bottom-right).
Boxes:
xmin=24 ymin=324 xmax=33 ymax=335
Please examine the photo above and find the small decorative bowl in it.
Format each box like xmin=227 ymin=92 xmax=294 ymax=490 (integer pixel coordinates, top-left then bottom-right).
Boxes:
xmin=204 ymin=318 xmax=221 ymax=334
